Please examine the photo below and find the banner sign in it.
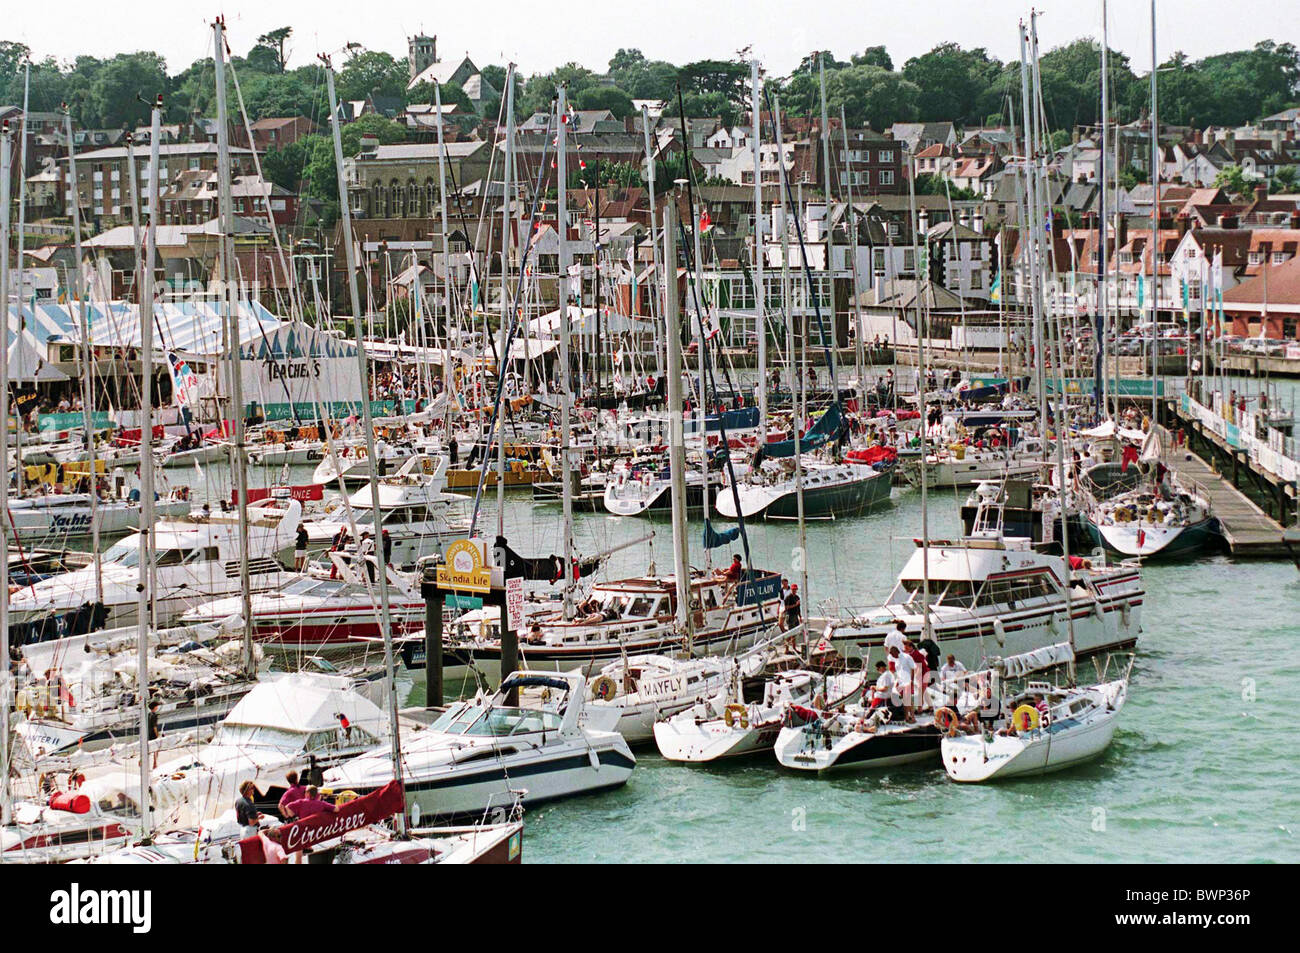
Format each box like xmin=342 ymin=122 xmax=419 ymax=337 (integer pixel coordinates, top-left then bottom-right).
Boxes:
xmin=38 ymin=411 xmax=111 ymax=433
xmin=239 ymin=781 xmax=406 ymax=862
xmin=736 ymin=572 xmax=782 ymax=607
xmin=239 ymin=323 xmax=362 ymax=419
xmin=249 ymin=400 xmax=408 ymax=422
xmin=436 ymin=539 xmax=493 ymax=593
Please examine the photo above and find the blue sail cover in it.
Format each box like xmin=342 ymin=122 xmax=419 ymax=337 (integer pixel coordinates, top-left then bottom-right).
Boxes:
xmin=762 ymin=402 xmax=843 ymax=459
xmin=703 ymin=519 xmax=741 ymax=550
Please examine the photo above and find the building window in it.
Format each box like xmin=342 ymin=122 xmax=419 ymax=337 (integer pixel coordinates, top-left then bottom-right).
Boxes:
xmin=879 ymin=171 xmax=894 ymax=186
xmin=879 ymin=150 xmax=894 ymax=164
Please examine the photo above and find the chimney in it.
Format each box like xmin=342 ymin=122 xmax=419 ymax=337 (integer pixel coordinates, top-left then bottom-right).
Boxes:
xmin=972 ymin=209 xmax=985 ymax=234
xmin=959 ymin=209 xmax=970 ymax=229
xmin=917 ymin=206 xmax=930 ymax=236
xmin=1177 ymin=212 xmax=1191 ymax=237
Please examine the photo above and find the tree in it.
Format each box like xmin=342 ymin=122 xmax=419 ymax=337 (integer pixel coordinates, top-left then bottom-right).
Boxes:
xmin=608 ymin=48 xmax=645 ymax=75
xmin=0 ymin=40 xmax=31 ymax=93
xmin=796 ymin=51 xmax=847 ymax=75
xmin=678 ymin=59 xmax=749 ymax=105
xmin=84 ymin=52 xmax=168 ymax=128
xmin=1214 ymin=164 xmax=1255 ymax=200
xmin=902 ymin=42 xmax=1003 ymax=124
xmin=575 ymin=85 xmax=634 ymax=119
xmin=337 ymin=49 xmax=407 ymax=101
xmin=851 ymin=46 xmax=893 ymax=72
xmin=1118 ymin=163 xmax=1148 ymax=190
xmin=1274 ymin=165 xmax=1298 ymax=193
xmin=255 ymin=27 xmax=292 ymax=73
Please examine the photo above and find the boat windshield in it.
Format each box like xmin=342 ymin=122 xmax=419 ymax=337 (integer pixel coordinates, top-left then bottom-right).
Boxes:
xmin=431 ymin=704 xmax=562 ymax=736
xmin=213 ymin=724 xmax=310 ymax=750
xmin=281 ymin=577 xmax=349 ymax=598
xmin=102 ymin=539 xmax=143 ymax=568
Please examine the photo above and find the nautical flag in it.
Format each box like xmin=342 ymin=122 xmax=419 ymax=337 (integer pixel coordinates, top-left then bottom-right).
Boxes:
xmin=1136 ymin=527 xmax=1147 ymax=549
xmin=567 ymin=262 xmax=583 ymax=304
xmin=1212 ymin=250 xmax=1224 ymax=319
xmin=699 ymin=210 xmax=714 ymax=234
xmin=1137 ymin=273 xmax=1145 ymax=310
xmin=989 ymin=270 xmax=1002 ymax=303
xmin=1181 ymin=277 xmax=1189 ymax=322
xmin=167 ymin=352 xmax=201 ymax=411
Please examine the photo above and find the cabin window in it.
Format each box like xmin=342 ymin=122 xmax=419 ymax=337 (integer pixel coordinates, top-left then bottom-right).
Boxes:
xmin=628 ymin=595 xmax=656 ymax=616
xmin=939 ymin=580 xmax=975 ymax=608
xmin=155 ymin=548 xmax=191 ymax=567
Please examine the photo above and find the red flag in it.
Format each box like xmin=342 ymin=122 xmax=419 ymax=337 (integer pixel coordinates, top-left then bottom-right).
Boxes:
xmin=1137 ymin=528 xmax=1147 ymax=549
xmin=699 ymin=210 xmax=713 ymax=233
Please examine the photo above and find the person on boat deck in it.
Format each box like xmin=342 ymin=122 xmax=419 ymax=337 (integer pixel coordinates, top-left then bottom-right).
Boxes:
xmin=236 ymin=780 xmax=262 ymax=838
xmin=382 ymin=529 xmax=393 ymax=566
xmin=295 ymin=525 xmax=309 ymax=571
xmin=719 ymin=553 xmax=743 ymax=583
xmin=889 ymin=645 xmax=916 ymax=722
xmin=855 ymin=661 xmax=899 ymax=733
xmin=782 ymin=584 xmax=801 ymax=630
xmin=278 ymin=771 xmax=308 ymax=818
xmin=903 ymin=638 xmax=929 ymax=708
xmin=917 ymin=635 xmax=941 ymax=674
xmin=525 ymin=622 xmax=544 ymax=645
xmin=285 ymin=786 xmax=336 ymax=820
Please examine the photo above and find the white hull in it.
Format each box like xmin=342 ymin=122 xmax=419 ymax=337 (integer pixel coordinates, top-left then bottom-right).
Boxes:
xmin=941 ymin=680 xmax=1127 ymax=782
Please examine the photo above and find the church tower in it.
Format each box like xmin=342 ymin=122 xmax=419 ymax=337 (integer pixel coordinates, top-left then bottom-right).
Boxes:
xmin=408 ymin=34 xmax=437 ymax=83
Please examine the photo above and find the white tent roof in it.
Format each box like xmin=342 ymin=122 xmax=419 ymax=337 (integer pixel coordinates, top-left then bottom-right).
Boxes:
xmin=6 ymin=299 xmax=285 ymax=355
xmin=7 ymin=331 xmax=69 ymax=382
xmin=223 ymin=672 xmax=387 ymax=735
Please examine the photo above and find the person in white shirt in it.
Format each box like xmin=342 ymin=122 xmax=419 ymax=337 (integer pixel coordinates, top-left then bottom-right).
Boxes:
xmin=938 ymin=654 xmax=966 ymax=686
xmin=855 ymin=661 xmax=896 ymax=734
xmin=938 ymin=653 xmax=968 ymax=710
xmin=889 ymin=645 xmax=916 ymax=721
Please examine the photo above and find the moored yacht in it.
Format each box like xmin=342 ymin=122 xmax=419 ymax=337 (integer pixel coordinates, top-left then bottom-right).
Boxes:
xmin=445 ymin=569 xmax=784 ymax=681
xmin=820 ymin=532 xmax=1142 ymax=673
xmin=323 ymin=671 xmax=635 ymax=819
xmin=7 ymin=498 xmax=302 ymax=630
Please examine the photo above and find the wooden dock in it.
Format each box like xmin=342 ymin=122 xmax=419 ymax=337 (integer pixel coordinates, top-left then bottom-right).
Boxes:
xmin=1156 ymin=424 xmax=1289 ymax=557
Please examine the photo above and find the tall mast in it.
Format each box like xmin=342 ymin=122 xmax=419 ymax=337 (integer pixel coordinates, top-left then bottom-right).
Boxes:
xmin=841 ymin=107 xmax=866 ymax=392
xmin=434 ymin=82 xmax=453 ymax=438
xmin=751 ymin=60 xmax=767 ymax=444
xmin=64 ymin=106 xmax=103 ymax=605
xmin=1018 ymin=22 xmax=1048 ymax=447
xmin=663 ymin=201 xmax=693 ymax=644
xmin=14 ymin=65 xmax=29 ymax=496
xmin=1149 ymin=0 xmax=1161 ymax=403
xmin=1098 ymin=0 xmax=1111 ymax=419
xmin=557 ymin=86 xmax=576 ymax=621
xmin=774 ymin=93 xmax=795 ymax=399
xmin=907 ymin=153 xmax=933 ymax=639
xmin=324 ymin=55 xmax=405 ymax=835
xmin=817 ymin=54 xmax=837 ymax=390
xmin=640 ymin=106 xmax=664 ymax=380
xmin=0 ymin=120 xmax=13 ymax=830
xmin=497 ymin=65 xmax=516 ymax=536
xmin=133 ymin=98 xmax=163 ymax=837
xmin=213 ymin=20 xmax=255 ymax=678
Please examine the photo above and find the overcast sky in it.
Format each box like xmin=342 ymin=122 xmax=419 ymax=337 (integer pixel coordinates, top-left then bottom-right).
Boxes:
xmin=5 ymin=0 xmax=1298 ymax=77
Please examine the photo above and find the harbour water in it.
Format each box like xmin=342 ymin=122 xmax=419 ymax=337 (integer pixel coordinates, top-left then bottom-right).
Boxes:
xmin=418 ymin=491 xmax=1299 ymax=864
